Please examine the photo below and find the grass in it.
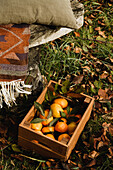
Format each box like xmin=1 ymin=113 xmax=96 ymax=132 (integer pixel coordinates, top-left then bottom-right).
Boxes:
xmin=0 ymin=0 xmax=113 ymax=169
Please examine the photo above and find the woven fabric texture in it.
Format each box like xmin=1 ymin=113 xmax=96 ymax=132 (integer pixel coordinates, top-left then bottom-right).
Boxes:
xmin=0 ymin=24 xmax=30 ymax=81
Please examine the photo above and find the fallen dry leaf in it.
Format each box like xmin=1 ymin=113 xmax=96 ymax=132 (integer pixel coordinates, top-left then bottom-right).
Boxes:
xmin=108 ymin=147 xmax=113 ymax=156
xmin=86 ymin=159 xmax=96 ymax=167
xmin=108 ymin=76 xmax=113 ymax=83
xmin=108 ymin=124 xmax=113 ymax=136
xmin=97 ymin=141 xmax=104 ymax=150
xmin=74 ymin=32 xmax=80 ymax=37
xmin=98 ymin=31 xmax=107 ymax=38
xmin=98 ymin=89 xmax=108 ymax=99
xmin=11 ymin=154 xmax=23 ymax=161
xmin=74 ymin=46 xmax=82 ymax=53
xmin=72 ymin=75 xmax=84 ymax=85
xmin=95 ymin=27 xmax=101 ymax=31
xmin=89 ymin=151 xmax=99 ymax=159
xmin=100 ymin=71 xmax=109 ymax=79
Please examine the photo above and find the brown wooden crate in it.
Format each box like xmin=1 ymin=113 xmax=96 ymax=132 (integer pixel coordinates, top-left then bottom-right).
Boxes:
xmin=18 ymin=80 xmax=94 ymax=161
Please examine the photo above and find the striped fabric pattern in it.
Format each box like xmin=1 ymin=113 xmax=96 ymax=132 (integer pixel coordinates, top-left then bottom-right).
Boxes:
xmin=0 ymin=24 xmax=30 ymax=81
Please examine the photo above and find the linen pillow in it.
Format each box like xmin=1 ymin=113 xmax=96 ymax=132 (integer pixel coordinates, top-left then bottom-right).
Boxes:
xmin=0 ymin=0 xmax=78 ymax=29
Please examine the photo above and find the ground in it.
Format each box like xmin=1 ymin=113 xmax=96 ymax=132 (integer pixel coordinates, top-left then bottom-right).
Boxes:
xmin=0 ymin=0 xmax=113 ymax=169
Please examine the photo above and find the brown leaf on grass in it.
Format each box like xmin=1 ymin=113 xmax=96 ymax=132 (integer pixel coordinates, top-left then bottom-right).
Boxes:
xmin=108 ymin=124 xmax=113 ymax=136
xmin=0 ymin=166 xmax=3 ymax=170
xmin=93 ymin=137 xmax=101 ymax=150
xmin=72 ymin=75 xmax=84 ymax=85
xmin=95 ymin=27 xmax=101 ymax=31
xmin=74 ymin=32 xmax=80 ymax=37
xmin=89 ymin=151 xmax=99 ymax=159
xmin=82 ymin=66 xmax=91 ymax=72
xmin=0 ymin=137 xmax=7 ymax=144
xmin=98 ymin=20 xmax=105 ymax=26
xmin=108 ymin=76 xmax=113 ymax=83
xmin=86 ymin=159 xmax=96 ymax=167
xmin=95 ymin=102 xmax=102 ymax=109
xmin=98 ymin=89 xmax=108 ymax=99
xmin=100 ymin=71 xmax=109 ymax=79
xmin=98 ymin=31 xmax=107 ymax=38
xmin=110 ymin=58 xmax=113 ymax=63
xmin=74 ymin=46 xmax=82 ymax=53
xmin=97 ymin=141 xmax=104 ymax=150
xmin=11 ymin=154 xmax=23 ymax=161
xmin=0 ymin=124 xmax=8 ymax=137
xmin=91 ymin=14 xmax=96 ymax=18
xmin=108 ymin=147 xmax=113 ymax=157
xmin=109 ymin=94 xmax=113 ymax=99
xmin=46 ymin=161 xmax=52 ymax=168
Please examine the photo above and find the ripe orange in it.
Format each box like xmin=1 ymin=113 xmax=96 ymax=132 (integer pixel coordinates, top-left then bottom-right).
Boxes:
xmin=35 ymin=130 xmax=43 ymax=135
xmin=68 ymin=122 xmax=77 ymax=135
xmin=42 ymin=126 xmax=54 ymax=134
xmin=58 ymin=118 xmax=67 ymax=123
xmin=69 ymin=114 xmax=81 ymax=123
xmin=39 ymin=109 xmax=53 ymax=126
xmin=32 ymin=140 xmax=39 ymax=144
xmin=55 ymin=122 xmax=68 ymax=133
xmin=54 ymin=98 xmax=68 ymax=108
xmin=39 ymin=109 xmax=49 ymax=119
xmin=58 ymin=133 xmax=70 ymax=142
xmin=31 ymin=122 xmax=42 ymax=131
xmin=63 ymin=107 xmax=72 ymax=116
xmin=45 ymin=134 xmax=55 ymax=140
xmin=50 ymin=103 xmax=63 ymax=118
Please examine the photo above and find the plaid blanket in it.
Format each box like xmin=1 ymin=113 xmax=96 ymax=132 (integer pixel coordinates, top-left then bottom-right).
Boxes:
xmin=0 ymin=24 xmax=32 ymax=108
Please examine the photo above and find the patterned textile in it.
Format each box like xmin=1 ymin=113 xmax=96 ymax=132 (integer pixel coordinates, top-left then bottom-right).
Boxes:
xmin=0 ymin=24 xmax=32 ymax=108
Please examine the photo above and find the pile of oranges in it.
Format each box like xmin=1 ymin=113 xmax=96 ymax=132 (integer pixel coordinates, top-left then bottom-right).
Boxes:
xmin=30 ymin=98 xmax=82 ymax=143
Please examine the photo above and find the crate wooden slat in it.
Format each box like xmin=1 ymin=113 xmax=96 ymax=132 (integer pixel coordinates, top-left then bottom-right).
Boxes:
xmin=18 ymin=80 xmax=94 ymax=161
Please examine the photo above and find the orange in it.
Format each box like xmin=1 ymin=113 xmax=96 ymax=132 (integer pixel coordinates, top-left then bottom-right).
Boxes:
xmin=31 ymin=122 xmax=42 ymax=131
xmin=32 ymin=140 xmax=39 ymax=144
xmin=69 ymin=114 xmax=81 ymax=123
xmin=58 ymin=133 xmax=70 ymax=142
xmin=58 ymin=118 xmax=67 ymax=123
xmin=39 ymin=109 xmax=53 ymax=126
xmin=54 ymin=98 xmax=68 ymax=108
xmin=45 ymin=134 xmax=55 ymax=140
xmin=39 ymin=109 xmax=49 ymax=119
xmin=63 ymin=107 xmax=72 ymax=116
xmin=75 ymin=114 xmax=82 ymax=123
xmin=35 ymin=130 xmax=43 ymax=135
xmin=68 ymin=122 xmax=77 ymax=135
xmin=42 ymin=126 xmax=54 ymax=134
xmin=55 ymin=122 xmax=68 ymax=133
xmin=50 ymin=103 xmax=63 ymax=118
xmin=42 ymin=116 xmax=53 ymax=126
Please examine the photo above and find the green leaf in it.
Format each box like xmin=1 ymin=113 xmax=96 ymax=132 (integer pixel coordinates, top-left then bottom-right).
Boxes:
xmin=90 ymin=86 xmax=96 ymax=94
xmin=62 ymin=80 xmax=70 ymax=87
xmin=60 ymin=111 xmax=66 ymax=118
xmin=47 ymin=110 xmax=52 ymax=119
xmin=96 ymin=36 xmax=105 ymax=42
xmin=11 ymin=144 xmax=21 ymax=152
xmin=67 ymin=106 xmax=72 ymax=114
xmin=89 ymin=25 xmax=93 ymax=34
xmin=61 ymin=86 xmax=68 ymax=94
xmin=34 ymin=101 xmax=45 ymax=117
xmin=49 ymin=118 xmax=59 ymax=126
xmin=45 ymin=89 xmax=55 ymax=102
xmin=94 ymin=80 xmax=103 ymax=89
xmin=31 ymin=118 xmax=45 ymax=123
xmin=83 ymin=45 xmax=88 ymax=52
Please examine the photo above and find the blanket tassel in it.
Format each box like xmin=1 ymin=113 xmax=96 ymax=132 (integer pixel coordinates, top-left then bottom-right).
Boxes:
xmin=0 ymin=79 xmax=32 ymax=108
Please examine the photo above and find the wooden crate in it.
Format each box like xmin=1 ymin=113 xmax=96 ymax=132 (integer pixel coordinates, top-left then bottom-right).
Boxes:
xmin=18 ymin=80 xmax=94 ymax=161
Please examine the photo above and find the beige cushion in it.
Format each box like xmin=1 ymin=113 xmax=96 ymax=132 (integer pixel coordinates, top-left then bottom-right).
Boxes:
xmin=0 ymin=0 xmax=78 ymax=29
